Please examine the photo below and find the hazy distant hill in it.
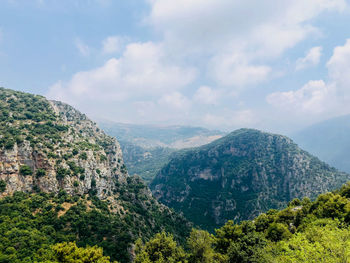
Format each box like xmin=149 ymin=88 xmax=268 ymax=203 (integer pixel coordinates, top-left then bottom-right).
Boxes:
xmin=99 ymin=121 xmax=225 ymax=183
xmin=292 ymin=114 xmax=350 ymax=173
xmin=99 ymin=122 xmax=225 ymax=149
xmin=151 ymin=129 xmax=349 ymax=231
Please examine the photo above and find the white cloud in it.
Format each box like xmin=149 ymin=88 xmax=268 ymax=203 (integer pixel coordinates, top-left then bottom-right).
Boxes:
xmin=147 ymin=0 xmax=346 ymax=88
xmin=48 ymin=41 xmax=197 ymax=103
xmin=296 ymin=46 xmax=323 ymax=70
xmin=158 ymin=92 xmax=191 ymax=110
xmin=75 ymin=38 xmax=90 ymax=56
xmin=210 ymin=52 xmax=271 ymax=87
xmin=266 ymin=80 xmax=333 ymax=114
xmin=193 ymin=86 xmax=221 ymax=105
xmin=148 ymin=0 xmax=345 ymax=56
xmin=267 ymin=39 xmax=350 ymax=118
xmin=203 ymin=109 xmax=256 ymax=129
xmin=327 ymin=39 xmax=350 ymax=94
xmin=102 ymin=36 xmax=125 ymax=54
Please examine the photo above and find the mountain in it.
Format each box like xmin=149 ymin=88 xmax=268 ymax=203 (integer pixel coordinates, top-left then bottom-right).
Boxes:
xmin=292 ymin=114 xmax=350 ymax=173
xmin=99 ymin=121 xmax=225 ymax=183
xmin=0 ymin=87 xmax=191 ymax=262
xmin=120 ymin=141 xmax=175 ymax=184
xmin=150 ymin=128 xmax=349 ymax=231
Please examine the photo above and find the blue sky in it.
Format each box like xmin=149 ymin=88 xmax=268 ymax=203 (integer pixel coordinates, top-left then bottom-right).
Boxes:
xmin=1 ymin=0 xmax=350 ymax=134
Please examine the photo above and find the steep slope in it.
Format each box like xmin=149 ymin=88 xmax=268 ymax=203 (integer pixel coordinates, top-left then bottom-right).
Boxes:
xmin=292 ymin=114 xmax=350 ymax=173
xmin=151 ymin=128 xmax=349 ymax=231
xmin=0 ymin=93 xmax=126 ymax=199
xmin=120 ymin=141 xmax=175 ymax=184
xmin=99 ymin=121 xmax=225 ymax=183
xmin=0 ymin=88 xmax=191 ymax=262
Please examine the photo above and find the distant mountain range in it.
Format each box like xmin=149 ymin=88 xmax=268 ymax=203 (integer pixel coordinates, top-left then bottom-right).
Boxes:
xmin=292 ymin=114 xmax=350 ymax=173
xmin=99 ymin=121 xmax=225 ymax=183
xmin=98 ymin=122 xmax=225 ymax=149
xmin=151 ymin=129 xmax=349 ymax=231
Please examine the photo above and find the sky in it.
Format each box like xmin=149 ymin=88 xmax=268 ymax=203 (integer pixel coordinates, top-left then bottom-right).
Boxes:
xmin=1 ymin=0 xmax=350 ymax=134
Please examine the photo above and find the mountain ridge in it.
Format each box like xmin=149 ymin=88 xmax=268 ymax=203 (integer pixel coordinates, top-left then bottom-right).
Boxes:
xmin=151 ymin=128 xmax=349 ymax=231
xmin=0 ymin=87 xmax=191 ymax=262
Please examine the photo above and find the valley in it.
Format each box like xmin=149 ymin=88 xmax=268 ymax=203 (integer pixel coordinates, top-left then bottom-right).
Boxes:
xmin=1 ymin=87 xmax=350 ymax=262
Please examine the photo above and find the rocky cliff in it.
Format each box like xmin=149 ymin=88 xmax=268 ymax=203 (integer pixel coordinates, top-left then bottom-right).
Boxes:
xmin=0 ymin=89 xmax=127 ymax=200
xmin=0 ymin=87 xmax=191 ymax=262
xmin=151 ymin=128 xmax=350 ymax=231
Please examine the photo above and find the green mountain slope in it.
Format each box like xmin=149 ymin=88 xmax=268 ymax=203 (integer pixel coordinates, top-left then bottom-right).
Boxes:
xmin=151 ymin=128 xmax=349 ymax=231
xmin=292 ymin=114 xmax=350 ymax=173
xmin=120 ymin=141 xmax=175 ymax=184
xmin=0 ymin=87 xmax=191 ymax=262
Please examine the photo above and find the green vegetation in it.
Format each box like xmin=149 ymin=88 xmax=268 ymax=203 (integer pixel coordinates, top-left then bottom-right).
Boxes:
xmin=3 ymin=182 xmax=350 ymax=262
xmin=36 ymin=168 xmax=46 ymax=177
xmin=80 ymin=152 xmax=88 ymax=160
xmin=0 ymin=88 xmax=66 ymax=151
xmin=135 ymin=182 xmax=350 ymax=262
xmin=151 ymin=129 xmax=349 ymax=231
xmin=0 ymin=177 xmax=191 ymax=263
xmin=20 ymin=165 xmax=33 ymax=176
xmin=49 ymin=242 xmax=117 ymax=263
xmin=99 ymin=122 xmax=224 ymax=184
xmin=134 ymin=232 xmax=187 ymax=263
xmin=0 ymin=180 xmax=6 ymax=192
xmin=120 ymin=141 xmax=175 ymax=184
xmin=0 ymin=87 xmax=193 ymax=262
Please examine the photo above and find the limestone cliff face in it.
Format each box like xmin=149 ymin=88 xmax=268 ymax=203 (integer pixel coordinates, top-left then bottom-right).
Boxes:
xmin=0 ymin=89 xmax=127 ymax=199
xmin=151 ymin=129 xmax=350 ymax=231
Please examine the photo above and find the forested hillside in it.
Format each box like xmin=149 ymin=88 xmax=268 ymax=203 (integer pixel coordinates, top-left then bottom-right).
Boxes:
xmin=0 ymin=87 xmax=191 ymax=262
xmin=151 ymin=129 xmax=349 ymax=230
xmin=136 ymin=182 xmax=350 ymax=262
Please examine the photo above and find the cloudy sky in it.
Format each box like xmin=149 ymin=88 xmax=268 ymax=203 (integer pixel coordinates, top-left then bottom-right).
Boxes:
xmin=1 ymin=0 xmax=350 ymax=134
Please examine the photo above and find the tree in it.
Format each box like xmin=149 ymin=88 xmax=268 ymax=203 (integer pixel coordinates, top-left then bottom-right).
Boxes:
xmin=50 ymin=242 xmax=116 ymax=263
xmin=269 ymin=222 xmax=350 ymax=263
xmin=187 ymin=229 xmax=225 ymax=263
xmin=266 ymin=223 xmax=291 ymax=242
xmin=134 ymin=232 xmax=187 ymax=263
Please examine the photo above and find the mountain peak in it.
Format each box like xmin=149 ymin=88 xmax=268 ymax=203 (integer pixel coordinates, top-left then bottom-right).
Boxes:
xmin=151 ymin=128 xmax=349 ymax=230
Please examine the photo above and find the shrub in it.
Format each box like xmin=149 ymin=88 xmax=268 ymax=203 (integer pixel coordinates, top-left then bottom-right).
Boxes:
xmin=0 ymin=180 xmax=6 ymax=192
xmin=79 ymin=152 xmax=88 ymax=160
xmin=36 ymin=168 xmax=46 ymax=177
xmin=56 ymin=167 xmax=70 ymax=180
xmin=20 ymin=165 xmax=33 ymax=176
xmin=91 ymin=178 xmax=96 ymax=188
xmin=4 ymin=139 xmax=15 ymax=149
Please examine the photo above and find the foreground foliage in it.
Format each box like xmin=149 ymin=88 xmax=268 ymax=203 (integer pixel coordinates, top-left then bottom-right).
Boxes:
xmin=0 ymin=190 xmax=189 ymax=263
xmin=136 ymin=182 xmax=350 ymax=262
xmin=3 ymin=183 xmax=350 ymax=262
